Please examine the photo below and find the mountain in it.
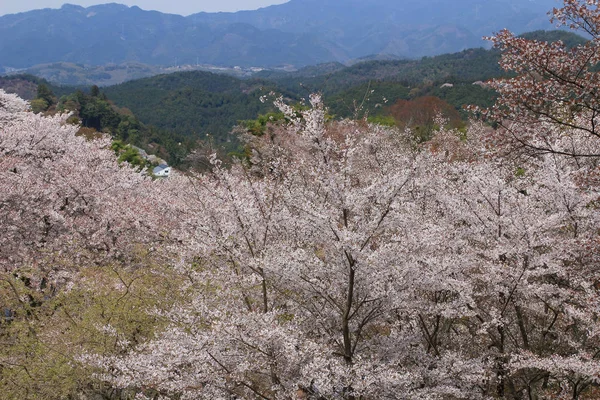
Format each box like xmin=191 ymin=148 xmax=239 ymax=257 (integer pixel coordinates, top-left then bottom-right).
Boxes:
xmin=191 ymin=0 xmax=558 ymax=58
xmin=4 ymin=61 xmax=267 ymax=87
xmin=0 ymin=3 xmax=343 ymax=69
xmin=0 ymin=0 xmax=558 ymax=69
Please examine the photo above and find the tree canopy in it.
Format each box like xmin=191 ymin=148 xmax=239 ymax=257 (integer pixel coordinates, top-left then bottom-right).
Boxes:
xmin=1 ymin=2 xmax=599 ymax=399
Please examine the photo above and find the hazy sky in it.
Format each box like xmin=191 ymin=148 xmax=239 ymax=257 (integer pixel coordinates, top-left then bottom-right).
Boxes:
xmin=0 ymin=0 xmax=290 ymax=17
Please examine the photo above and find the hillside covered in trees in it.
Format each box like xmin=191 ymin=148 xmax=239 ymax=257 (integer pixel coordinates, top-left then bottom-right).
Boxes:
xmin=0 ymin=30 xmax=587 ymax=167
xmin=99 ymin=31 xmax=585 ymax=148
xmin=102 ymin=72 xmax=283 ymax=147
xmin=1 ymin=2 xmax=600 ymax=399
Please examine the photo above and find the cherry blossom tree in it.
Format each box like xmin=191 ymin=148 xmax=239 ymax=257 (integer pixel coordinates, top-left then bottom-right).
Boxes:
xmin=0 ymin=89 xmax=184 ymax=287
xmin=466 ymin=5 xmax=600 ymax=394
xmin=464 ymin=9 xmax=600 ymax=395
xmin=83 ymin=102 xmax=473 ymax=398
xmin=0 ymin=89 xmax=190 ymax=398
xmin=85 ymin=93 xmax=599 ymax=399
xmin=429 ymin=134 xmax=600 ymax=398
xmin=477 ymin=0 xmax=600 ymax=159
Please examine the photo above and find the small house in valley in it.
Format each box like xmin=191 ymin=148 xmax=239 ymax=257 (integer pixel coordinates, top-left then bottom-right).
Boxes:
xmin=153 ymin=164 xmax=171 ymax=178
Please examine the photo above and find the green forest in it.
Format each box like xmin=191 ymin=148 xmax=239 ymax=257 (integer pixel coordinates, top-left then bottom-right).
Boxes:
xmin=0 ymin=30 xmax=586 ymax=169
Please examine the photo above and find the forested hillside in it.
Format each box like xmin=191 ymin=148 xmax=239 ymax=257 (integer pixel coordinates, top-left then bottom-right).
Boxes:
xmin=1 ymin=30 xmax=583 ymax=164
xmin=102 ymin=71 xmax=285 ymax=147
xmin=0 ymin=76 xmax=197 ymax=168
xmin=2 ymin=1 xmax=600 ymax=399
xmin=92 ymin=30 xmax=585 ymax=153
xmin=0 ymin=74 xmax=71 ymax=99
xmin=101 ymin=44 xmax=508 ymax=137
xmin=266 ymin=30 xmax=587 ymax=94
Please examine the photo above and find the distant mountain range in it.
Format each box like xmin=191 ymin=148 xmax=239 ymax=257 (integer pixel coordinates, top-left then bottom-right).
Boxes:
xmin=3 ymin=61 xmax=265 ymax=87
xmin=0 ymin=0 xmax=558 ymax=69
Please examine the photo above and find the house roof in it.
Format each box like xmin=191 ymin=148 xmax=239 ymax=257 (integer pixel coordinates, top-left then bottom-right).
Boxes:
xmin=153 ymin=164 xmax=170 ymax=174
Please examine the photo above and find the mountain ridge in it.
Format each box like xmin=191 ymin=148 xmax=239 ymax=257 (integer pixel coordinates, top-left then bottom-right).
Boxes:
xmin=0 ymin=1 xmax=557 ymax=69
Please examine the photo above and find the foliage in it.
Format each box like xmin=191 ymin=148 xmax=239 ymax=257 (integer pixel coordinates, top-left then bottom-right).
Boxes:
xmin=35 ymin=84 xmax=55 ymax=107
xmin=366 ymin=114 xmax=396 ymax=127
xmin=388 ymin=96 xmax=465 ymax=142
xmin=0 ymin=89 xmax=195 ymax=398
xmin=0 ymin=264 xmax=182 ymax=399
xmin=103 ymin=71 xmax=284 ymax=151
xmin=325 ymin=81 xmax=410 ymax=120
xmin=27 ymin=83 xmax=56 ymax=114
xmin=475 ymin=0 xmax=600 ymax=158
xmin=1 ymin=3 xmax=599 ymax=399
xmin=111 ymin=140 xmax=150 ymax=171
xmin=54 ymin=86 xmax=195 ymax=167
xmin=430 ymin=83 xmax=497 ymax=114
xmin=241 ymin=112 xmax=287 ymax=137
xmin=29 ymin=98 xmax=49 ymax=114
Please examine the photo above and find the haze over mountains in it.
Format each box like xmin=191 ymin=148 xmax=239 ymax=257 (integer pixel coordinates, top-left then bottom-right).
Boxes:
xmin=0 ymin=0 xmax=558 ymax=70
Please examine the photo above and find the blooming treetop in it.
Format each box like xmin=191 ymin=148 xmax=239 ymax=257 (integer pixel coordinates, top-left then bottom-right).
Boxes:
xmin=479 ymin=0 xmax=600 ymax=159
xmin=0 ymin=89 xmax=185 ymax=289
xmin=89 ymin=92 xmax=600 ymax=399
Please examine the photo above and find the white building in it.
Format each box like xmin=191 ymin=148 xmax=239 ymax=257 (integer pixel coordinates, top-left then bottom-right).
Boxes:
xmin=153 ymin=164 xmax=171 ymax=178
